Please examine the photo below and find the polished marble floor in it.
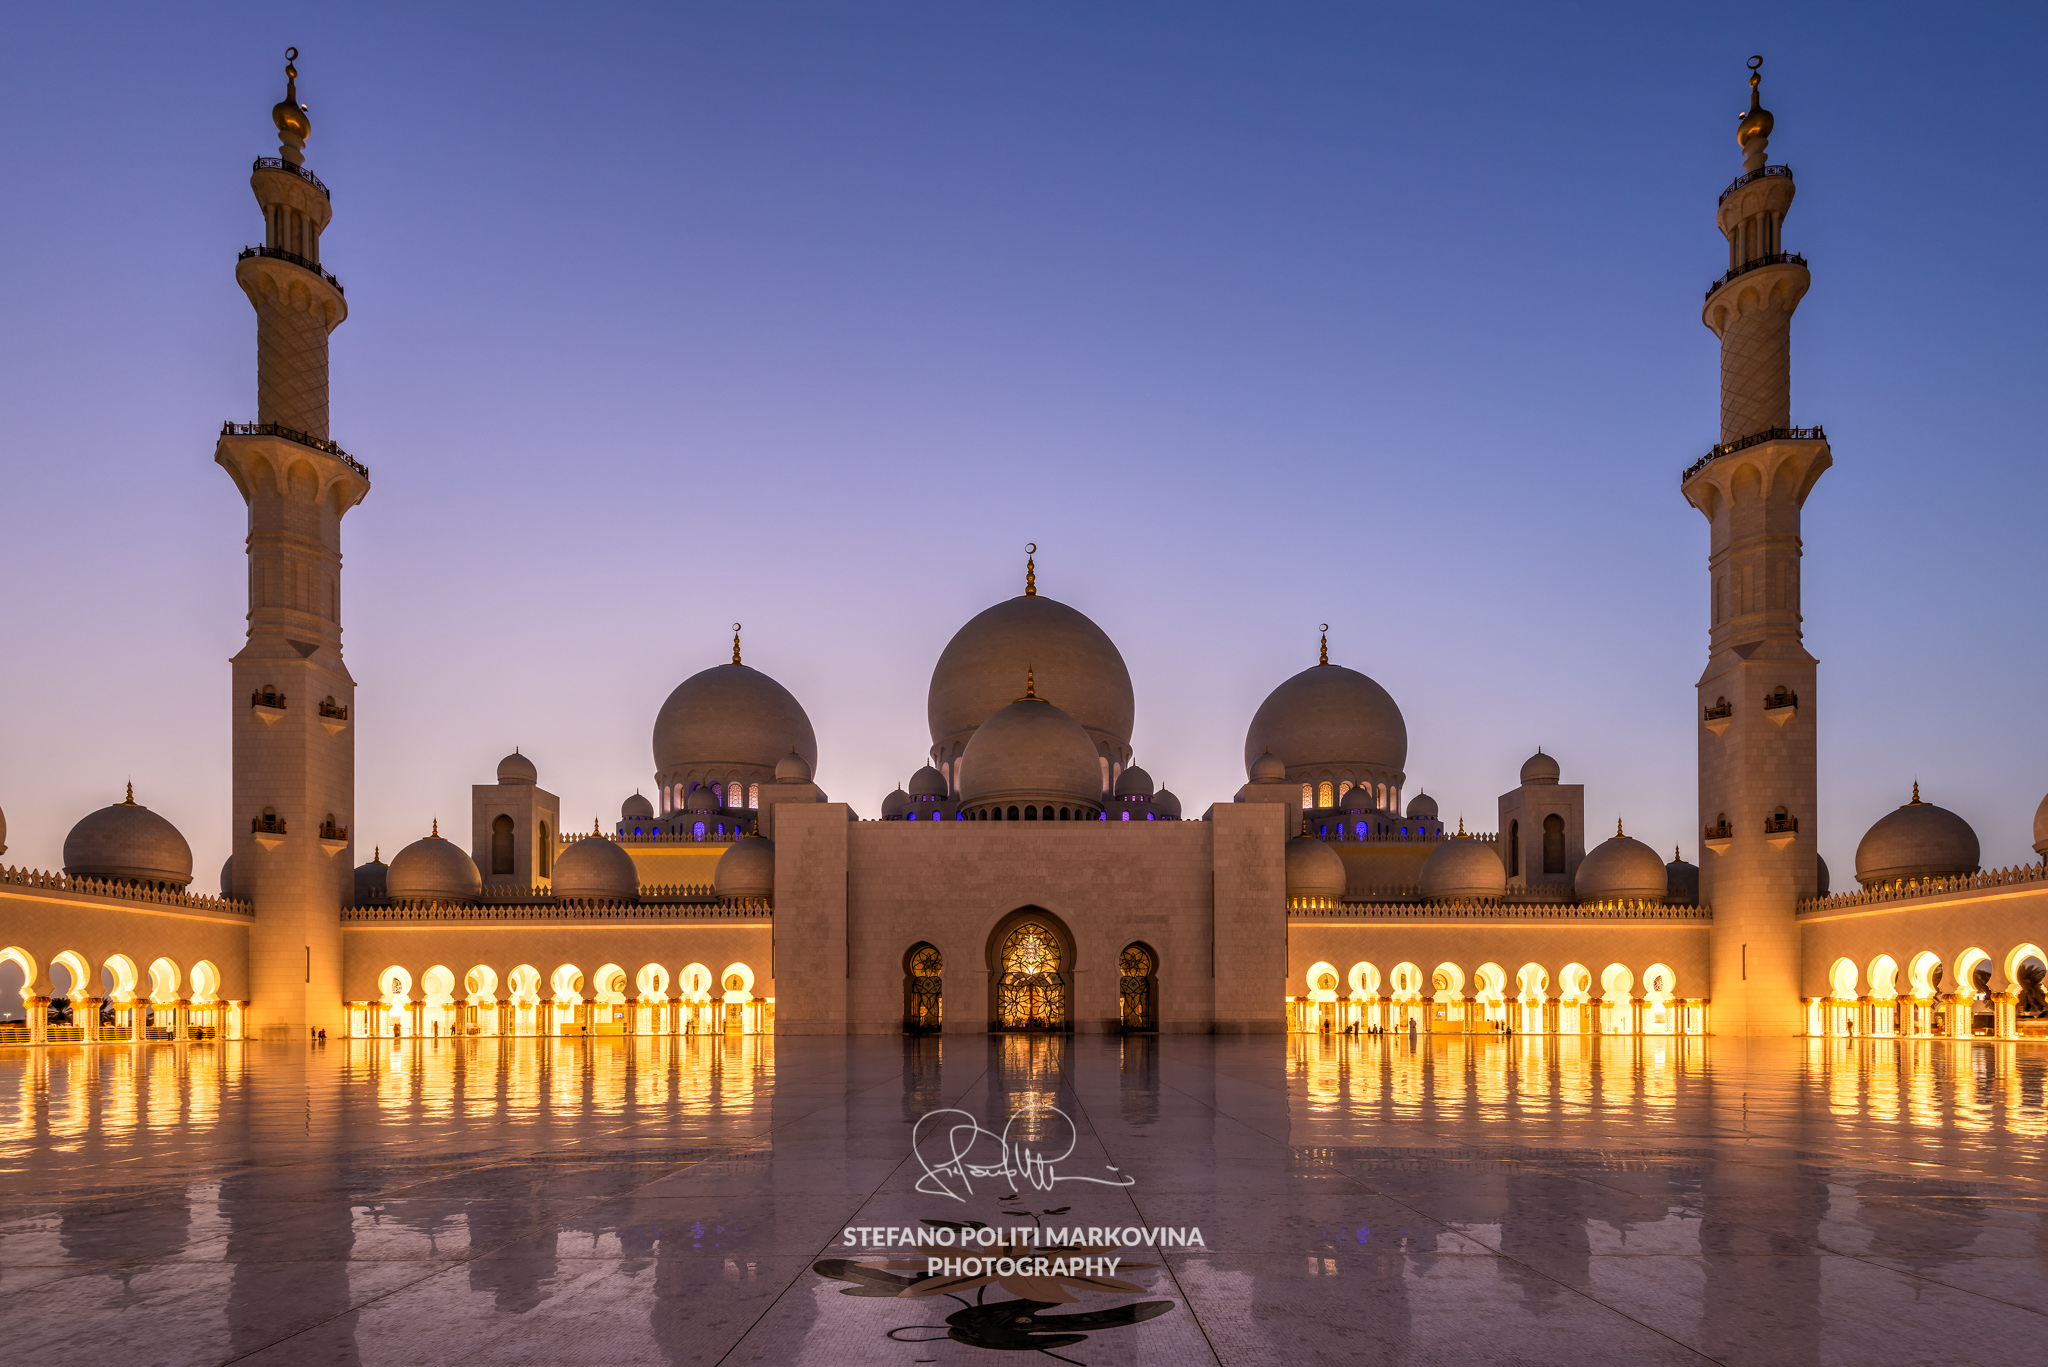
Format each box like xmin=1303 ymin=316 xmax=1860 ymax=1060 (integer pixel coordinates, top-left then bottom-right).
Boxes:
xmin=0 ymin=1033 xmax=2045 ymax=1365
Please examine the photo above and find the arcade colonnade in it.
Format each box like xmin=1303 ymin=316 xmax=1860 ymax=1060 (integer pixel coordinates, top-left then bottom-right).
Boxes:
xmin=1287 ymin=959 xmax=1709 ymax=1037
xmin=1808 ymin=941 xmax=2048 ymax=1042
xmin=346 ymin=960 xmax=773 ymax=1039
xmin=0 ymin=945 xmax=243 ymax=1045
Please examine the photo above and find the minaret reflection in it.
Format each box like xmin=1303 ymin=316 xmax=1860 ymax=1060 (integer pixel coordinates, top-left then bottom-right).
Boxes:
xmin=1119 ymin=1033 xmax=1160 ymax=1126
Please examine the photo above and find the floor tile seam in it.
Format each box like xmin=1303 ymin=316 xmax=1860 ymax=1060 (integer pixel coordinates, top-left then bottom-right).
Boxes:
xmin=1829 ymin=1251 xmax=2048 ymax=1319
xmin=709 ymin=1063 xmax=1004 ymax=1366
xmin=1064 ymin=1071 xmax=1226 ymax=1367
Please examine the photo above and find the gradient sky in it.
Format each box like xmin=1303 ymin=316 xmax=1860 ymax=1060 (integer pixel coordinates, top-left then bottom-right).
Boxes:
xmin=2 ymin=2 xmax=2044 ymax=896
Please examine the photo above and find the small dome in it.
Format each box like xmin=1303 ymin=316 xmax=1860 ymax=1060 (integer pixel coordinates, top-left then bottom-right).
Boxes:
xmin=881 ymin=788 xmax=912 ymax=819
xmin=1284 ymin=835 xmax=1348 ymax=900
xmin=63 ymin=789 xmax=193 ymax=887
xmin=1575 ymin=826 xmax=1667 ymax=903
xmin=1152 ymin=787 xmax=1182 ymax=820
xmin=353 ymin=851 xmax=387 ymax=904
xmin=1519 ymin=750 xmax=1561 ymax=785
xmin=1420 ymin=835 xmax=1506 ymax=900
xmin=959 ymin=691 xmax=1103 ymax=810
xmin=1855 ymin=789 xmax=1980 ymax=887
xmin=219 ymin=856 xmax=234 ymax=899
xmin=1406 ymin=791 xmax=1439 ymax=820
xmin=684 ymin=782 xmax=721 ymax=813
xmin=715 ymin=836 xmax=775 ymax=898
xmin=552 ymin=835 xmax=639 ymax=902
xmin=908 ymin=765 xmax=948 ymax=799
xmin=1248 ymin=751 xmax=1287 ymax=783
xmin=653 ymin=663 xmax=817 ymax=777
xmin=1115 ymin=765 xmax=1154 ymax=799
xmin=387 ymin=830 xmax=481 ymax=904
xmin=621 ymin=792 xmax=654 ymax=820
xmin=2033 ymin=792 xmax=2048 ymax=858
xmin=1339 ymin=784 xmax=1376 ymax=813
xmin=775 ymin=751 xmax=812 ymax=783
xmin=1244 ymin=664 xmax=1406 ymax=779
xmin=0 ymin=803 xmax=7 ymax=856
xmin=1815 ymin=854 xmax=1831 ymax=899
xmin=1666 ymin=851 xmax=1700 ymax=906
xmin=497 ymin=751 xmax=537 ymax=785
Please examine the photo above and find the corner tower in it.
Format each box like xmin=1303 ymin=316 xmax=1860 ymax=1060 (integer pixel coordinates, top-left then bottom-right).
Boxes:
xmin=1683 ymin=58 xmax=1829 ymax=1035
xmin=216 ymin=51 xmax=369 ymax=1038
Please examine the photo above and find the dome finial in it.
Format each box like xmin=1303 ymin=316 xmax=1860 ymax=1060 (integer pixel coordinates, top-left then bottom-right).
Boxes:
xmin=372 ymin=846 xmax=381 ymax=863
xmin=1024 ymin=543 xmax=1037 ymax=597
xmin=1318 ymin=623 xmax=1329 ymax=666
xmin=731 ymin=622 xmax=742 ymax=665
xmin=1457 ymin=816 xmax=1466 ymax=836
xmin=430 ymin=818 xmax=439 ymax=838
xmin=1018 ymin=665 xmax=1039 ymax=702
xmin=1737 ymin=54 xmax=1774 ymax=172
xmin=271 ymin=47 xmax=312 ymax=166
xmin=1616 ymin=817 xmax=1625 ymax=838
xmin=1910 ymin=780 xmax=1922 ymax=805
xmin=593 ymin=815 xmax=602 ymax=836
xmin=123 ymin=781 xmax=135 ymax=806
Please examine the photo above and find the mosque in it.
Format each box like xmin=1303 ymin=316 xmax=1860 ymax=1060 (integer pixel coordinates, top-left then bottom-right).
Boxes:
xmin=2 ymin=57 xmax=2046 ymax=1046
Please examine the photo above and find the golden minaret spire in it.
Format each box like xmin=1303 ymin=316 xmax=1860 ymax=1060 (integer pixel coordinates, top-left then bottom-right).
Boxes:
xmin=272 ymin=47 xmax=311 ymax=166
xmin=1318 ymin=624 xmax=1329 ymax=666
xmin=732 ymin=622 xmax=743 ymax=665
xmin=1737 ymin=55 xmax=1774 ymax=173
xmin=1024 ymin=543 xmax=1037 ymax=597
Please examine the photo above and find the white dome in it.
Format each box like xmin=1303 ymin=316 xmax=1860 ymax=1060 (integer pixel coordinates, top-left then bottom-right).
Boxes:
xmin=1406 ymin=792 xmax=1439 ymax=820
xmin=1248 ymin=751 xmax=1287 ymax=783
xmin=1115 ymin=764 xmax=1154 ymax=798
xmin=1284 ymin=835 xmax=1348 ymax=899
xmin=653 ymin=663 xmax=816 ymax=776
xmin=1244 ymin=664 xmax=1407 ymax=779
xmin=496 ymin=751 xmax=537 ymax=785
xmin=2033 ymin=791 xmax=2048 ymax=858
xmin=1420 ymin=836 xmax=1505 ymax=899
xmin=0 ymin=803 xmax=7 ymax=856
xmin=881 ymin=788 xmax=912 ymax=819
xmin=1666 ymin=853 xmax=1700 ymax=906
xmin=1856 ymin=790 xmax=1980 ymax=886
xmin=715 ymin=836 xmax=775 ymax=898
xmin=387 ymin=832 xmax=481 ymax=903
xmin=1339 ymin=784 xmax=1376 ymax=813
xmin=1152 ymin=787 xmax=1182 ymax=819
xmin=63 ymin=791 xmax=193 ymax=887
xmin=929 ymin=594 xmax=1133 ymax=757
xmin=353 ymin=852 xmax=387 ymax=904
xmin=908 ymin=765 xmax=948 ymax=799
xmin=1575 ymin=829 xmax=1667 ymax=903
xmin=552 ymin=836 xmax=639 ymax=901
xmin=683 ymin=782 xmax=721 ymax=813
xmin=775 ymin=751 xmax=812 ymax=783
xmin=621 ymin=792 xmax=654 ymax=820
xmin=1519 ymin=750 xmax=1561 ymax=785
xmin=959 ymin=692 xmax=1102 ymax=811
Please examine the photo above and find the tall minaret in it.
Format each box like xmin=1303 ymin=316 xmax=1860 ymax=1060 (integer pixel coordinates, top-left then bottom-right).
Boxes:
xmin=216 ymin=50 xmax=368 ymax=1039
xmin=1684 ymin=58 xmax=1829 ymax=1036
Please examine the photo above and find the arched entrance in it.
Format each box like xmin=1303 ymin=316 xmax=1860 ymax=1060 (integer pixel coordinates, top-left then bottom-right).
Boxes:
xmin=989 ymin=912 xmax=1070 ymax=1032
xmin=904 ymin=943 xmax=943 ymax=1035
xmin=1119 ymin=943 xmax=1157 ymax=1032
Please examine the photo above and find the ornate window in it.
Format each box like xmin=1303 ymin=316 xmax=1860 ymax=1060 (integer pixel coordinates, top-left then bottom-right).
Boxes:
xmin=1542 ymin=813 xmax=1565 ymax=875
xmin=905 ymin=943 xmax=943 ymax=1034
xmin=1119 ymin=943 xmax=1156 ymax=1032
xmin=490 ymin=814 xmax=514 ymax=875
xmin=538 ymin=822 xmax=552 ymax=876
xmin=996 ymin=922 xmax=1067 ymax=1031
xmin=1317 ymin=781 xmax=1334 ymax=808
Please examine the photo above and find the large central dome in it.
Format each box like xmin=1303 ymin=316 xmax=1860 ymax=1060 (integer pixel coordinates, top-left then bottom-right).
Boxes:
xmin=653 ymin=663 xmax=817 ymax=774
xmin=928 ymin=594 xmax=1133 ymax=758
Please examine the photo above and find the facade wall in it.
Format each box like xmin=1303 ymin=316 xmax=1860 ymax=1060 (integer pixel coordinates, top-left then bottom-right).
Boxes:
xmin=0 ymin=886 xmax=252 ymax=1001
xmin=1797 ymin=881 xmax=2048 ymax=997
xmin=838 ymin=817 xmax=1221 ymax=1035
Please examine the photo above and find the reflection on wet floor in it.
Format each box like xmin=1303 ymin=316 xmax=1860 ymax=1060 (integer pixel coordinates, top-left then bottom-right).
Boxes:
xmin=1 ymin=1035 xmax=2045 ymax=1366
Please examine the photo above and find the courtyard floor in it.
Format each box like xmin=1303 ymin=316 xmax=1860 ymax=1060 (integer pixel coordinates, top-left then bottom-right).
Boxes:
xmin=0 ymin=1034 xmax=2044 ymax=1365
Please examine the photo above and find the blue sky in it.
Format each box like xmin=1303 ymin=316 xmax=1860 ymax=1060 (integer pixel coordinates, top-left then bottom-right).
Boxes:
xmin=1 ymin=2 xmax=2043 ymax=891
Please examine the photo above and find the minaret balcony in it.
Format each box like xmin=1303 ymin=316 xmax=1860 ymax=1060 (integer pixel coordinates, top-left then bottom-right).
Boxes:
xmin=1680 ymin=425 xmax=1827 ymax=484
xmin=250 ymin=688 xmax=288 ymax=725
xmin=239 ymin=245 xmax=343 ymax=296
xmin=318 ymin=821 xmax=350 ymax=855
xmin=1703 ymin=820 xmax=1734 ymax=855
xmin=1762 ymin=688 xmax=1799 ymax=727
xmin=219 ymin=421 xmax=370 ymax=482
xmin=251 ymin=814 xmax=288 ymax=851
xmin=1718 ymin=164 xmax=1792 ymax=206
xmin=1702 ymin=697 xmax=1733 ymax=736
xmin=252 ymin=156 xmax=329 ymax=200
xmin=1704 ymin=251 xmax=1806 ymax=301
